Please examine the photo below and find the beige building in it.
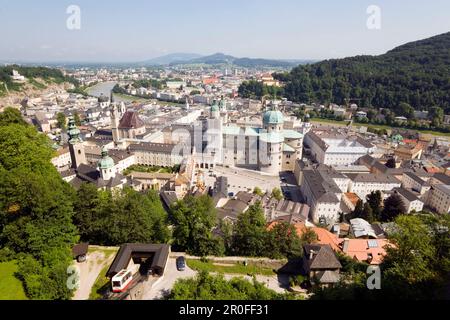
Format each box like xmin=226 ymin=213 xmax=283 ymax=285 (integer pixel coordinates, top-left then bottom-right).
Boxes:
xmin=428 ymin=184 xmax=450 ymax=214
xmin=128 ymin=142 xmax=187 ymax=168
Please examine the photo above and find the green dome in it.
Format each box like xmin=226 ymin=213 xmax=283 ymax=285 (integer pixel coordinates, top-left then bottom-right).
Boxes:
xmin=67 ymin=117 xmax=82 ymax=144
xmin=211 ymin=101 xmax=220 ymax=112
xmin=263 ymin=110 xmax=284 ymax=125
xmin=98 ymin=147 xmax=114 ymax=170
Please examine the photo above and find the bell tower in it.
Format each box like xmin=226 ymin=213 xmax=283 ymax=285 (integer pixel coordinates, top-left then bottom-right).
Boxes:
xmin=68 ymin=117 xmax=87 ymax=169
xmin=110 ymin=104 xmax=120 ymax=143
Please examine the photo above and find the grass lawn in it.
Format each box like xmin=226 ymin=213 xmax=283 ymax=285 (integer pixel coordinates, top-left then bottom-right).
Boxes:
xmin=87 ymin=246 xmax=119 ymax=259
xmin=0 ymin=261 xmax=28 ymax=300
xmin=87 ymin=246 xmax=119 ymax=300
xmin=123 ymin=164 xmax=180 ymax=176
xmin=310 ymin=118 xmax=350 ymax=126
xmin=113 ymin=93 xmax=151 ymax=103
xmin=186 ymin=259 xmax=276 ymax=276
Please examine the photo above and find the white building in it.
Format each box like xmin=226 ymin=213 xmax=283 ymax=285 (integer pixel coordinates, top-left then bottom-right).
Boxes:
xmin=129 ymin=142 xmax=187 ymax=167
xmin=348 ymin=173 xmax=401 ymax=200
xmin=203 ymin=100 xmax=303 ymax=175
xmin=304 ymin=131 xmax=374 ymax=166
xmin=51 ymin=146 xmax=71 ymax=171
xmin=402 ymin=172 xmax=431 ymax=195
xmin=300 ymin=169 xmax=343 ymax=224
xmin=394 ymin=188 xmax=424 ymax=213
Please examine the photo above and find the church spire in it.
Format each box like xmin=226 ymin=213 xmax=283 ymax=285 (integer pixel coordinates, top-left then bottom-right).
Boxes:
xmin=67 ymin=117 xmax=82 ymax=144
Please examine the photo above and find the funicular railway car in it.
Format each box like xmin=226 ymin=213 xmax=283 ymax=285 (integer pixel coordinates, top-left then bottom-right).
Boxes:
xmin=111 ymin=269 xmax=133 ymax=293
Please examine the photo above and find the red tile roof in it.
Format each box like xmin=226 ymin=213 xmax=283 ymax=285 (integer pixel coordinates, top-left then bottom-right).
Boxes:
xmin=119 ymin=111 xmax=145 ymax=129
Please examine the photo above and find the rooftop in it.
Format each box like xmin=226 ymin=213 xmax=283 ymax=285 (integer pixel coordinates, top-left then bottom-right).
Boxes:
xmin=119 ymin=111 xmax=145 ymax=129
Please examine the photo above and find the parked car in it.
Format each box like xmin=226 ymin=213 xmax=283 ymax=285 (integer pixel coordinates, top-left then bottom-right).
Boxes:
xmin=176 ymin=256 xmax=186 ymax=271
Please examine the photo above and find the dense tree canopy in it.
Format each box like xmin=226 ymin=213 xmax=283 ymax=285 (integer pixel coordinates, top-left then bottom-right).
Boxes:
xmin=170 ymin=195 xmax=223 ymax=256
xmin=0 ymin=108 xmax=78 ymax=299
xmin=74 ymin=184 xmax=170 ymax=246
xmin=238 ymin=80 xmax=284 ymax=100
xmin=168 ymin=271 xmax=292 ymax=300
xmin=381 ymin=194 xmax=407 ymax=222
xmin=231 ymin=202 xmax=267 ymax=257
xmin=230 ymin=202 xmax=303 ymax=259
xmin=272 ymin=32 xmax=450 ymax=112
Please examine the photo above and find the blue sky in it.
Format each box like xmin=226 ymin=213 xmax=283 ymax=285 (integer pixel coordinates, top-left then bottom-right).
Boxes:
xmin=1 ymin=0 xmax=449 ymax=62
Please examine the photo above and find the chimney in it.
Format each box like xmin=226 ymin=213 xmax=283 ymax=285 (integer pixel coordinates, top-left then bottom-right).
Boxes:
xmin=309 ymin=250 xmax=315 ymax=260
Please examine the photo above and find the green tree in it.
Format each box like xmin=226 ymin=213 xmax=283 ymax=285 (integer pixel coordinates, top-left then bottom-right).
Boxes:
xmin=430 ymin=106 xmax=444 ymax=127
xmin=56 ymin=112 xmax=66 ymax=130
xmin=232 ymin=202 xmax=267 ymax=257
xmin=73 ymin=187 xmax=170 ymax=245
xmin=367 ymin=191 xmax=382 ymax=221
xmin=170 ymin=195 xmax=223 ymax=256
xmin=73 ymin=112 xmax=81 ymax=126
xmin=381 ymin=215 xmax=437 ymax=298
xmin=300 ymin=228 xmax=318 ymax=244
xmin=168 ymin=271 xmax=291 ymax=300
xmin=362 ymin=202 xmax=374 ymax=223
xmin=253 ymin=186 xmax=264 ymax=196
xmin=271 ymin=188 xmax=283 ymax=201
xmin=0 ymin=113 xmax=78 ymax=299
xmin=396 ymin=102 xmax=415 ymax=119
xmin=381 ymin=194 xmax=407 ymax=222
xmin=0 ymin=107 xmax=27 ymax=126
xmin=351 ymin=200 xmax=364 ymax=220
xmin=73 ymin=183 xmax=101 ymax=241
xmin=265 ymin=222 xmax=302 ymax=259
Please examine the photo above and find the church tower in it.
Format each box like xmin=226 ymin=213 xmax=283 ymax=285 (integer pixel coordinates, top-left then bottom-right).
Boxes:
xmin=68 ymin=117 xmax=87 ymax=169
xmin=210 ymin=100 xmax=220 ymax=120
xmin=110 ymin=104 xmax=120 ymax=144
xmin=207 ymin=100 xmax=223 ymax=166
xmin=98 ymin=146 xmax=115 ymax=181
xmin=184 ymin=96 xmax=190 ymax=110
xmin=260 ymin=100 xmax=284 ymax=175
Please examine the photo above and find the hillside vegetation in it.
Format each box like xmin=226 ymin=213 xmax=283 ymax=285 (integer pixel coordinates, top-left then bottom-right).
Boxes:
xmin=0 ymin=65 xmax=78 ymax=96
xmin=267 ymin=32 xmax=450 ymax=112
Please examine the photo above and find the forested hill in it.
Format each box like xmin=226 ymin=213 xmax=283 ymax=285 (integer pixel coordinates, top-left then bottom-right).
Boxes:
xmin=273 ymin=32 xmax=450 ymax=112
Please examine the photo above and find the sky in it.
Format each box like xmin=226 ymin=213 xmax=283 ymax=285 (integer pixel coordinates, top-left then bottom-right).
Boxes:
xmin=1 ymin=0 xmax=449 ymax=62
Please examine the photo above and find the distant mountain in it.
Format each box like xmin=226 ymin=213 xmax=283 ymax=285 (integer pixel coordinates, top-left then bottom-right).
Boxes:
xmin=273 ymin=31 xmax=450 ymax=111
xmin=141 ymin=53 xmax=204 ymax=66
xmin=187 ymin=53 xmax=236 ymax=65
xmin=171 ymin=53 xmax=299 ymax=68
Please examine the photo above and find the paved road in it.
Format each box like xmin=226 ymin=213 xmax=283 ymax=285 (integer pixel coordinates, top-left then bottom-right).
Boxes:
xmin=73 ymin=250 xmax=116 ymax=300
xmin=279 ymin=171 xmax=303 ymax=203
xmin=142 ymin=258 xmax=196 ymax=300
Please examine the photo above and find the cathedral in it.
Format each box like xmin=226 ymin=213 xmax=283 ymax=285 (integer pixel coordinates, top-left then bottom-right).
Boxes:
xmin=201 ymin=99 xmax=304 ymax=175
